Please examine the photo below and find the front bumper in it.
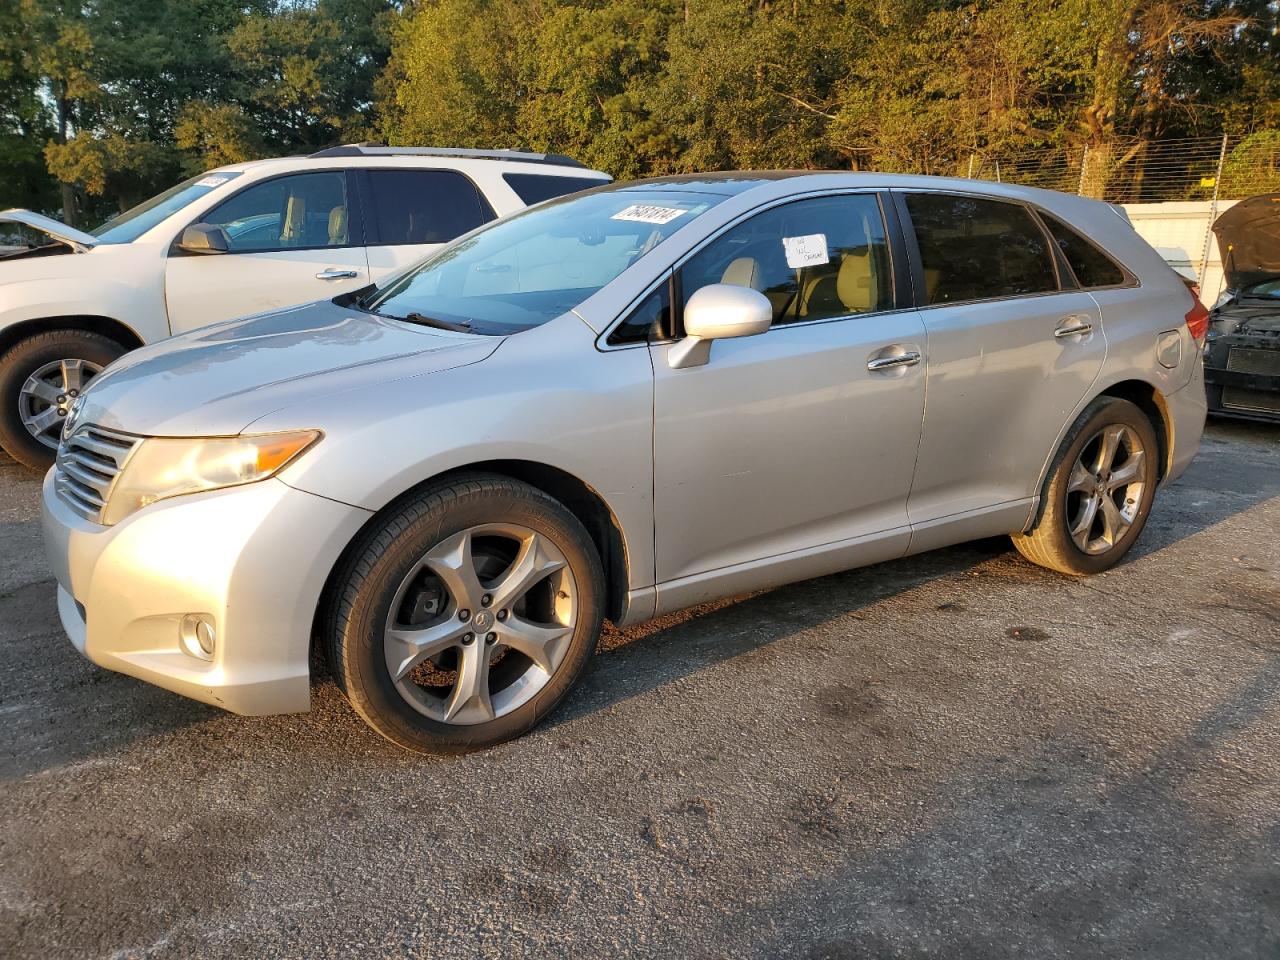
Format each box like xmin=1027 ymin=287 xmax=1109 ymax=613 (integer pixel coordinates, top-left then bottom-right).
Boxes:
xmin=41 ymin=472 xmax=370 ymax=715
xmin=1204 ymin=336 xmax=1280 ymax=422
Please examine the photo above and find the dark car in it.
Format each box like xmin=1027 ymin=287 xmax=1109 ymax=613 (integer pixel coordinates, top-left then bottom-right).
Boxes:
xmin=1204 ymin=193 xmax=1280 ymax=422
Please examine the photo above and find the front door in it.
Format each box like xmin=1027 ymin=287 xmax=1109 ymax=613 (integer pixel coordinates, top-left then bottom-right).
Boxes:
xmin=896 ymin=191 xmax=1108 ymax=524
xmin=649 ymin=193 xmax=926 ymax=600
xmin=164 ymin=170 xmax=370 ymax=334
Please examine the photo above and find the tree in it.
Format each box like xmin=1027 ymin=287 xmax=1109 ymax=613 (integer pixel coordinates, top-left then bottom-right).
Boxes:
xmin=16 ymin=0 xmax=394 ymax=222
xmin=0 ymin=0 xmax=58 ymax=212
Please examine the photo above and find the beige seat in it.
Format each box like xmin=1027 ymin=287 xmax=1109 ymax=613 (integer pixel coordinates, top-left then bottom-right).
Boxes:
xmin=279 ymin=194 xmax=306 ymax=246
xmin=799 ymin=250 xmax=877 ymax=317
xmin=327 ymin=205 xmax=348 ymax=245
xmin=720 ymin=256 xmax=763 ymax=290
xmin=924 ymin=267 xmax=942 ymax=303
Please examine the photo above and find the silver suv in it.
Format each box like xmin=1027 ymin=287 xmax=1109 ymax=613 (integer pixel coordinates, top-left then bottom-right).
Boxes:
xmin=42 ymin=173 xmax=1206 ymax=752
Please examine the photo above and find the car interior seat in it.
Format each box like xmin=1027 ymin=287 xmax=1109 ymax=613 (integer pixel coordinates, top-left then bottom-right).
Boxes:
xmin=327 ymin=205 xmax=348 ymax=246
xmin=280 ymin=194 xmax=306 ymax=247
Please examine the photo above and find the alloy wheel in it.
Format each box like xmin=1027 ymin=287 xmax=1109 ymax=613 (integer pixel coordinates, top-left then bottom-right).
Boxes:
xmin=1065 ymin=423 xmax=1147 ymax=555
xmin=18 ymin=358 xmax=102 ymax=449
xmin=383 ymin=523 xmax=578 ymax=725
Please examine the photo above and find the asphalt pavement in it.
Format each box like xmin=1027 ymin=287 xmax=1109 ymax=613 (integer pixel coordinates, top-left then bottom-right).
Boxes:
xmin=1 ymin=418 xmax=1278 ymax=959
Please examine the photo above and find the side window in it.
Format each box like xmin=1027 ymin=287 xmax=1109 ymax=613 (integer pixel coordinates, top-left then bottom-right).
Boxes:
xmin=1040 ymin=212 xmax=1127 ymax=288
xmin=365 ymin=169 xmax=494 ymax=245
xmin=503 ymin=173 xmax=606 ymax=205
xmin=202 ymin=172 xmax=350 ymax=252
xmin=905 ymin=194 xmax=1058 ymax=304
xmin=609 ymin=280 xmax=670 ymax=346
xmin=679 ymin=194 xmax=892 ymax=327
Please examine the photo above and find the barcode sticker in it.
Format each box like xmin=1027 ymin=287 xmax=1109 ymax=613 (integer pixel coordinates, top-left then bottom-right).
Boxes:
xmin=611 ymin=204 xmax=688 ymax=225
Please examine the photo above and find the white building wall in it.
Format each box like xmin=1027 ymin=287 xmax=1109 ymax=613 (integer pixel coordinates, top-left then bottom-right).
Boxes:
xmin=1121 ymin=199 xmax=1238 ymax=306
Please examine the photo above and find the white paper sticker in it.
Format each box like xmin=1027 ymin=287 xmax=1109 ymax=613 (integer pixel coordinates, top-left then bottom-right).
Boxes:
xmin=196 ymin=175 xmax=230 ymax=188
xmin=782 ymin=233 xmax=830 ymax=269
xmin=611 ymin=204 xmax=688 ymax=225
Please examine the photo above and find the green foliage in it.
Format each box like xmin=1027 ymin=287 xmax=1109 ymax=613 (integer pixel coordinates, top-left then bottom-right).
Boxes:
xmin=1220 ymin=129 xmax=1280 ymax=196
xmin=11 ymin=0 xmax=395 ymax=222
xmin=3 ymin=0 xmax=1278 ymax=219
xmin=0 ymin=0 xmax=58 ymax=210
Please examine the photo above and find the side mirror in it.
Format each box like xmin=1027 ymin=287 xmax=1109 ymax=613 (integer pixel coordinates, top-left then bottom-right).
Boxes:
xmin=177 ymin=223 xmax=230 ymax=255
xmin=668 ymin=283 xmax=772 ymax=369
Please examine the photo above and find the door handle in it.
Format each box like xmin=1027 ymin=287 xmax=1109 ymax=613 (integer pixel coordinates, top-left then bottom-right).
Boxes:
xmin=867 ymin=351 xmax=921 ymax=372
xmin=1054 ymin=317 xmax=1094 ymax=338
xmin=316 ymin=268 xmax=359 ymax=280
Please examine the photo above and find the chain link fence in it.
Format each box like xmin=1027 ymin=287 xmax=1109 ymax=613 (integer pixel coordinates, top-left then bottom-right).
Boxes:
xmin=961 ymin=131 xmax=1280 ymax=203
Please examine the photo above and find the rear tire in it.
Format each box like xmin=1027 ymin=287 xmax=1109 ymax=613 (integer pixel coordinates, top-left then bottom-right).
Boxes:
xmin=326 ymin=474 xmax=605 ymax=754
xmin=1012 ymin=396 xmax=1159 ymax=576
xmin=0 ymin=330 xmax=126 ymax=470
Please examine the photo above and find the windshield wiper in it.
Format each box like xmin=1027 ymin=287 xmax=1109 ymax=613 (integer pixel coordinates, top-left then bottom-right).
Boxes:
xmin=399 ymin=311 xmax=474 ymax=333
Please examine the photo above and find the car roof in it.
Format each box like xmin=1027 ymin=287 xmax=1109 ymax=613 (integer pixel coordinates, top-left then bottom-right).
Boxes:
xmin=211 ymin=153 xmax=610 ymax=179
xmin=612 ymin=170 xmax=1124 ymax=216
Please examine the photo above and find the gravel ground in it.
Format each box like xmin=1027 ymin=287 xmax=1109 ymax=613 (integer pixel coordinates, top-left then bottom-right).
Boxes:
xmin=1 ymin=418 xmax=1278 ymax=959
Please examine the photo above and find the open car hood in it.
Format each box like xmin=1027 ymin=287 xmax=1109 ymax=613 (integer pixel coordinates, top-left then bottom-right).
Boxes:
xmin=1212 ymin=194 xmax=1280 ymax=292
xmin=0 ymin=208 xmax=98 ymax=252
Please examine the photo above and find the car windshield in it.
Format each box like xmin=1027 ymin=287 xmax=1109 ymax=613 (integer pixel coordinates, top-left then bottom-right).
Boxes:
xmin=364 ymin=189 xmax=726 ymax=334
xmin=1241 ymin=277 xmax=1280 ymax=299
xmin=90 ymin=171 xmax=242 ymax=244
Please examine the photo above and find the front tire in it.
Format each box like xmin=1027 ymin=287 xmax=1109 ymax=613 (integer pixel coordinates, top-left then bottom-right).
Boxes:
xmin=326 ymin=474 xmax=605 ymax=754
xmin=0 ymin=330 xmax=125 ymax=470
xmin=1012 ymin=396 xmax=1160 ymax=576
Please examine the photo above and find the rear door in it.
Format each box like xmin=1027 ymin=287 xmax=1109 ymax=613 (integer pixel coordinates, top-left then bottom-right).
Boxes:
xmin=165 ymin=170 xmax=370 ymax=334
xmin=896 ymin=191 xmax=1106 ymax=525
xmin=357 ymin=168 xmax=497 ymax=281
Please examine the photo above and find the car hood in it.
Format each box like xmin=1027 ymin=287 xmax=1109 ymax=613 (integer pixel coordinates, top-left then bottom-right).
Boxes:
xmin=1212 ymin=194 xmax=1280 ymax=292
xmin=76 ymin=300 xmax=501 ymax=437
xmin=0 ymin=208 xmax=98 ymax=253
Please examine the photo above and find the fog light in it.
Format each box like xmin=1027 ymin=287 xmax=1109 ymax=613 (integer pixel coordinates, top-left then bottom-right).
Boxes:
xmin=179 ymin=614 xmax=216 ymax=661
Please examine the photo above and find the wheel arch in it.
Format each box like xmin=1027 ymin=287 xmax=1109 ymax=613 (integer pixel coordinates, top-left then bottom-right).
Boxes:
xmin=311 ymin=459 xmax=634 ymax=667
xmin=1025 ymin=378 xmax=1172 ymax=534
xmin=1095 ymin=379 xmax=1172 ymax=481
xmin=0 ymin=315 xmax=145 ymax=358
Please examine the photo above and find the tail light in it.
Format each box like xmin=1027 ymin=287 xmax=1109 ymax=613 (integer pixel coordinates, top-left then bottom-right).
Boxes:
xmin=1185 ymin=295 xmax=1210 ymax=342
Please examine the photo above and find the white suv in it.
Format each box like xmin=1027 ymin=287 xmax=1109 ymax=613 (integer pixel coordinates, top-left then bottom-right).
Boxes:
xmin=0 ymin=146 xmax=610 ymax=468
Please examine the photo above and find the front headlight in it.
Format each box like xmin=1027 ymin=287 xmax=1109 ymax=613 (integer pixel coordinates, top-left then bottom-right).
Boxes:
xmin=103 ymin=430 xmax=320 ymax=525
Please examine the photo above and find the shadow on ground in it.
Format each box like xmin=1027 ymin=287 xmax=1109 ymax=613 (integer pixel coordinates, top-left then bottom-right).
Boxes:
xmin=764 ymin=655 xmax=1280 ymax=959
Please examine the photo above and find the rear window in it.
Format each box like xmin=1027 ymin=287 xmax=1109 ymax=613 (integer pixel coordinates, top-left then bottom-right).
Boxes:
xmin=1041 ymin=212 xmax=1127 ymax=288
xmin=364 ymin=169 xmax=495 ymax=245
xmin=905 ymin=193 xmax=1058 ymax=305
xmin=503 ymin=173 xmax=609 ymax=205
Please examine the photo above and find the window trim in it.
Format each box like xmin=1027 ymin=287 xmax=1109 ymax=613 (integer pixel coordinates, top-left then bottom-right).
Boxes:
xmin=893 ymin=188 xmax=1082 ymax=310
xmin=354 ymin=166 xmax=497 ymax=248
xmin=602 ymin=270 xmax=676 ymax=349
xmin=596 ymin=188 xmax=910 ymax=350
xmin=1031 ymin=207 xmax=1139 ymax=292
xmin=169 ymin=169 xmax=364 ymax=257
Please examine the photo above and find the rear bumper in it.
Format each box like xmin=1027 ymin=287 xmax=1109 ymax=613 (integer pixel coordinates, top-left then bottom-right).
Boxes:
xmin=42 ymin=472 xmax=371 ymax=716
xmin=1163 ymin=372 xmax=1207 ymax=484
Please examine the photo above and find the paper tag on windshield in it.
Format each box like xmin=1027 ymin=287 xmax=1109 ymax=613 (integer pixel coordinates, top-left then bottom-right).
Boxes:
xmin=783 ymin=233 xmax=829 ymax=268
xmin=195 ymin=175 xmax=230 ymax=188
xmin=611 ymin=204 xmax=687 ymax=225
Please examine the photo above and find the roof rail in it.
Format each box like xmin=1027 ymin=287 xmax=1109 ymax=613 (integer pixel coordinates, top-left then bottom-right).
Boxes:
xmin=308 ymin=144 xmax=586 ymax=169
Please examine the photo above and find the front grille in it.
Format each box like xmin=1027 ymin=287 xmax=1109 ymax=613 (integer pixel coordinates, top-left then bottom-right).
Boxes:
xmin=1226 ymin=347 xmax=1280 ymax=377
xmin=54 ymin=425 xmax=140 ymax=523
xmin=1222 ymin=387 xmax=1280 ymax=414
